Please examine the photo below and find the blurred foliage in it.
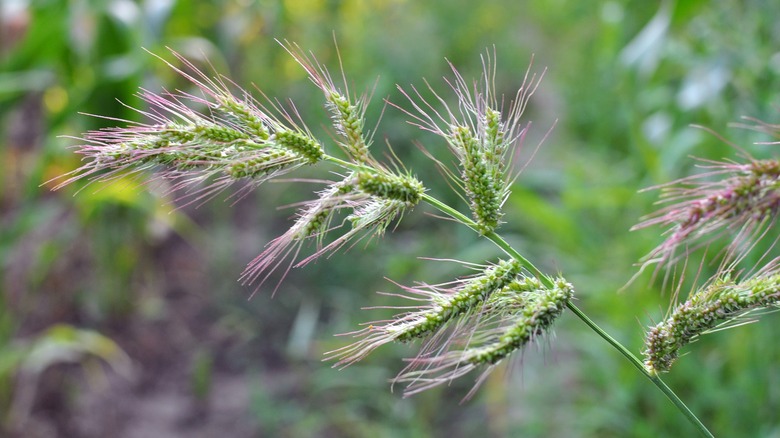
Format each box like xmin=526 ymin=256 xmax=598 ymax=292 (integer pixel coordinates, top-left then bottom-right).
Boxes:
xmin=2 ymin=0 xmax=780 ymax=436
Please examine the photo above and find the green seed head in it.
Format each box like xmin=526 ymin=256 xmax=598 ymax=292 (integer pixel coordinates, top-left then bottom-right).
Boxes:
xmin=274 ymin=130 xmax=324 ymax=164
xmin=394 ymin=259 xmax=524 ymax=342
xmin=356 ymin=171 xmax=424 ymax=205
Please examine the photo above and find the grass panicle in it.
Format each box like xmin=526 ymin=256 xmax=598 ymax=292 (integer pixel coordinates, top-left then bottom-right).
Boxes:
xmin=57 ymin=44 xmax=723 ymax=436
xmin=325 ymin=259 xmax=524 ymax=367
xmin=395 ymin=49 xmax=542 ymax=235
xmin=393 ymin=276 xmax=573 ymax=398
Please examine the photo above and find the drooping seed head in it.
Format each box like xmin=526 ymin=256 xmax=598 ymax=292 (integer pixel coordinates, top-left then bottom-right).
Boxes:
xmin=324 ymin=259 xmax=524 ymax=367
xmin=634 ymin=157 xmax=780 ymax=275
xmin=393 ymin=276 xmax=573 ymax=398
xmin=643 ymin=267 xmax=780 ymax=374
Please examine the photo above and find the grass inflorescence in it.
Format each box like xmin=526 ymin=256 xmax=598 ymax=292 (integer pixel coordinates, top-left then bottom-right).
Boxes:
xmin=58 ymin=41 xmax=741 ymax=436
xmin=644 ymin=267 xmax=780 ymax=374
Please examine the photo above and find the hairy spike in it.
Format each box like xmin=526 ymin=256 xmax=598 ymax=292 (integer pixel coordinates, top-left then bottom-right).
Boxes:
xmin=394 ymin=277 xmax=573 ymax=398
xmin=634 ymin=158 xmax=780 ymax=273
xmin=395 ymin=52 xmax=542 ymax=235
xmin=325 ymin=259 xmax=524 ymax=367
xmin=644 ymin=267 xmax=780 ymax=374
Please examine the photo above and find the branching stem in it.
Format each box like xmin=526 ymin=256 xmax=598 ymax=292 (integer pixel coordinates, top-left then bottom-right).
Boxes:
xmin=420 ymin=191 xmax=714 ymax=438
xmin=325 ymin=153 xmax=713 ymax=437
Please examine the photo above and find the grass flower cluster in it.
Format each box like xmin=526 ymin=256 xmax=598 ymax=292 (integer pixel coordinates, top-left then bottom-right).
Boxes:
xmin=643 ymin=266 xmax=780 ymax=374
xmin=635 ymin=157 xmax=780 ymax=270
xmin=60 ymin=40 xmax=780 ymax=437
xmin=396 ymin=51 xmax=541 ymax=235
xmin=58 ymin=44 xmax=564 ymax=397
xmin=393 ymin=276 xmax=573 ymax=398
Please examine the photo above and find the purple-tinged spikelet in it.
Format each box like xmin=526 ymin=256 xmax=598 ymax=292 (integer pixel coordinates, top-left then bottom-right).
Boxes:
xmin=55 ymin=51 xmax=324 ymax=204
xmin=643 ymin=266 xmax=780 ymax=374
xmin=239 ymin=174 xmax=358 ymax=294
xmin=634 ymin=158 xmax=780 ymax=270
xmin=396 ymin=51 xmax=542 ymax=234
xmin=282 ymin=40 xmax=373 ymax=164
xmin=394 ymin=276 xmax=573 ymax=398
xmin=241 ymin=169 xmax=424 ymax=293
xmin=325 ymin=259 xmax=524 ymax=367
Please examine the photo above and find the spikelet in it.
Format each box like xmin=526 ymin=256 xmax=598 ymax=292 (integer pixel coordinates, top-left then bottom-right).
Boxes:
xmin=282 ymin=40 xmax=373 ymax=164
xmin=643 ymin=265 xmax=780 ymax=374
xmin=395 ymin=50 xmax=542 ymax=234
xmin=394 ymin=276 xmax=573 ymax=398
xmin=325 ymin=259 xmax=524 ymax=367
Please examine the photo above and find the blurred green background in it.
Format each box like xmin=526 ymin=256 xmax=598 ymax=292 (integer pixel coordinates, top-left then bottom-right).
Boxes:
xmin=3 ymin=0 xmax=780 ymax=436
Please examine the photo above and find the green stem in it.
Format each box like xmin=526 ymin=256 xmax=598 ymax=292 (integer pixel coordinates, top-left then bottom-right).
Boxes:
xmin=566 ymin=303 xmax=713 ymax=438
xmin=419 ymin=192 xmax=714 ymax=438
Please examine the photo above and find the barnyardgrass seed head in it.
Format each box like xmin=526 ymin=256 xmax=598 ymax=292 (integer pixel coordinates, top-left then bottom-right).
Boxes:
xmin=643 ymin=262 xmax=780 ymax=374
xmin=55 ymin=49 xmax=324 ymax=205
xmin=281 ymin=39 xmax=374 ymax=165
xmin=395 ymin=50 xmax=544 ymax=234
xmin=393 ymin=276 xmax=573 ymax=399
xmin=324 ymin=258 xmax=524 ymax=368
xmin=633 ymin=157 xmax=780 ymax=275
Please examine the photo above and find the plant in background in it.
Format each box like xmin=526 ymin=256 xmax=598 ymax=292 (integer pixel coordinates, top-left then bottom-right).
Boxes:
xmin=58 ymin=41 xmax=780 ymax=437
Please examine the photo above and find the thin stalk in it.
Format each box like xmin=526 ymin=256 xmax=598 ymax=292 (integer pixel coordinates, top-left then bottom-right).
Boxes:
xmin=566 ymin=303 xmax=713 ymax=438
xmin=420 ymin=191 xmax=714 ymax=438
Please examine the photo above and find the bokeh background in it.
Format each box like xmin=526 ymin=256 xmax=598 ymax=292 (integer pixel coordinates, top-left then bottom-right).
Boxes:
xmin=3 ymin=0 xmax=780 ymax=436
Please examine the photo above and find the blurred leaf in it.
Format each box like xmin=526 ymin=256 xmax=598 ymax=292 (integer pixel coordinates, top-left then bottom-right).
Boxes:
xmin=21 ymin=324 xmax=132 ymax=377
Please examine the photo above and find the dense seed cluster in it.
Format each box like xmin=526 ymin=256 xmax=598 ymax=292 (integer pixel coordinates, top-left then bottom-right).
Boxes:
xmin=328 ymin=92 xmax=370 ymax=163
xmin=227 ymin=150 xmax=296 ymax=179
xmin=643 ymin=271 xmax=780 ymax=374
xmin=324 ymin=259 xmax=526 ymax=367
xmin=451 ymin=124 xmax=503 ymax=234
xmin=356 ymin=171 xmax=424 ymax=205
xmin=467 ymin=278 xmax=573 ymax=365
xmin=392 ymin=259 xmax=524 ymax=342
xmin=58 ymin=76 xmax=325 ymax=200
xmin=392 ymin=276 xmax=573 ymax=397
xmin=396 ymin=53 xmax=541 ymax=237
xmin=635 ymin=158 xmax=780 ymax=269
xmin=218 ymin=98 xmax=271 ymax=140
xmin=273 ymin=130 xmax=324 ymax=164
xmin=192 ymin=122 xmax=248 ymax=143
